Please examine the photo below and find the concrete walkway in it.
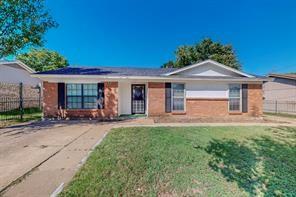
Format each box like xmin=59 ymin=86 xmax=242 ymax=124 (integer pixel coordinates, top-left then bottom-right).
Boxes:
xmin=0 ymin=121 xmax=111 ymax=197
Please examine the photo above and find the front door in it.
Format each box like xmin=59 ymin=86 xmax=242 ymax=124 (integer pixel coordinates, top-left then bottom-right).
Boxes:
xmin=131 ymin=84 xmax=145 ymax=114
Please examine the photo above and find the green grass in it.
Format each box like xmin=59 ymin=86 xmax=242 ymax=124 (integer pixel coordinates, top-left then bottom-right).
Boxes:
xmin=0 ymin=107 xmax=42 ymax=127
xmin=60 ymin=126 xmax=296 ymax=197
xmin=264 ymin=112 xmax=296 ymax=119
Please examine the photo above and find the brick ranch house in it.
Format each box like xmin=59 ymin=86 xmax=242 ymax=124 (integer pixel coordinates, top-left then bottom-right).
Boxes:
xmin=32 ymin=60 xmax=265 ymax=119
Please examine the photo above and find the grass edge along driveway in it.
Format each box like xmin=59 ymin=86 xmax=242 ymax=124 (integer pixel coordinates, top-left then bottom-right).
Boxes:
xmin=60 ymin=126 xmax=296 ymax=197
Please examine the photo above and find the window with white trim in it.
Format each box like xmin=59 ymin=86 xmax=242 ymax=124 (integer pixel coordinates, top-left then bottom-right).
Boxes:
xmin=172 ymin=83 xmax=185 ymax=111
xmin=229 ymin=84 xmax=241 ymax=111
xmin=66 ymin=84 xmax=98 ymax=109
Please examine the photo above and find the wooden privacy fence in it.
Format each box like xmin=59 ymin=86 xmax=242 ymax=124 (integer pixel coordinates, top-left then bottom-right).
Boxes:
xmin=263 ymin=100 xmax=296 ymax=115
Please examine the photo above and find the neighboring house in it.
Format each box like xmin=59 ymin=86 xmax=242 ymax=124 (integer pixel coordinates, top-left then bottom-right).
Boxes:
xmin=0 ymin=61 xmax=41 ymax=98
xmin=0 ymin=61 xmax=40 ymax=86
xmin=33 ymin=60 xmax=265 ymax=119
xmin=263 ymin=74 xmax=296 ymax=101
xmin=263 ymin=73 xmax=296 ymax=114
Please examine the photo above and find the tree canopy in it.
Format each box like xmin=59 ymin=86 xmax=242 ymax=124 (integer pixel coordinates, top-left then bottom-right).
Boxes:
xmin=0 ymin=0 xmax=57 ymax=58
xmin=163 ymin=38 xmax=241 ymax=70
xmin=17 ymin=48 xmax=69 ymax=72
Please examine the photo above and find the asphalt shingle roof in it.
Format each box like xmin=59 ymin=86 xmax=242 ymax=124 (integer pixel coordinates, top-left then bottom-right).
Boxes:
xmin=35 ymin=66 xmax=178 ymax=76
xmin=34 ymin=66 xmax=267 ymax=81
xmin=269 ymin=73 xmax=296 ymax=80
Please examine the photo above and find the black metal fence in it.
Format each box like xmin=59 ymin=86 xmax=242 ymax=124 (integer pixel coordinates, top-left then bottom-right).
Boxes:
xmin=263 ymin=100 xmax=296 ymax=115
xmin=0 ymin=83 xmax=42 ymax=126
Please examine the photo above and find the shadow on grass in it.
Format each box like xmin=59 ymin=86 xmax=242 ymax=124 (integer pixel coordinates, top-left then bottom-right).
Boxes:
xmin=206 ymin=126 xmax=296 ymax=196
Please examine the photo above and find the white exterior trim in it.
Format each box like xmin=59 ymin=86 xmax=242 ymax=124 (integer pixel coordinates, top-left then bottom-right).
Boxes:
xmin=32 ymin=74 xmax=264 ymax=83
xmin=186 ymin=82 xmax=229 ymax=98
xmin=163 ymin=60 xmax=254 ymax=78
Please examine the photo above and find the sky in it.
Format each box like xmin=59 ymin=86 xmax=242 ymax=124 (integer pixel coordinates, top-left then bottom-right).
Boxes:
xmin=44 ymin=0 xmax=296 ymax=75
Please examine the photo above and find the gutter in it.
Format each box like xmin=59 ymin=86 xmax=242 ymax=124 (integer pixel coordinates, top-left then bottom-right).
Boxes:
xmin=31 ymin=74 xmax=268 ymax=82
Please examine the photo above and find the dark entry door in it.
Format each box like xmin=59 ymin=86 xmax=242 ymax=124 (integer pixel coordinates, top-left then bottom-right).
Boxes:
xmin=132 ymin=84 xmax=145 ymax=114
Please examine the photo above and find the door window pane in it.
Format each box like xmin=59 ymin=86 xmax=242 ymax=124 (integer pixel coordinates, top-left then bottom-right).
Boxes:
xmin=132 ymin=85 xmax=145 ymax=114
xmin=133 ymin=86 xmax=144 ymax=100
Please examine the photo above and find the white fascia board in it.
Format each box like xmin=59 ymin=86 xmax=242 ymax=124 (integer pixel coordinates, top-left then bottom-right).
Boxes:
xmin=31 ymin=74 xmax=264 ymax=83
xmin=163 ymin=60 xmax=254 ymax=78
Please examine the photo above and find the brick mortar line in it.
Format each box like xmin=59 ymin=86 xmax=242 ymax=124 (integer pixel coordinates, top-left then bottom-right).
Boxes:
xmin=0 ymin=125 xmax=94 ymax=196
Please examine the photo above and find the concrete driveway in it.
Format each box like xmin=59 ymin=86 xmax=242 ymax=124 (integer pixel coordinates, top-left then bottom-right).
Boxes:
xmin=0 ymin=120 xmax=111 ymax=197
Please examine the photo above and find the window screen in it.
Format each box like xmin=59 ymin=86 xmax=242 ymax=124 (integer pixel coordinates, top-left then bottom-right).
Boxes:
xmin=67 ymin=84 xmax=82 ymax=109
xmin=172 ymin=83 xmax=185 ymax=111
xmin=66 ymin=84 xmax=98 ymax=109
xmin=229 ymin=84 xmax=241 ymax=111
xmin=83 ymin=84 xmax=98 ymax=109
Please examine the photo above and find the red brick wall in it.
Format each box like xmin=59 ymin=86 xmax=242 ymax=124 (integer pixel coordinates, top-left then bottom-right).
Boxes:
xmin=146 ymin=82 xmax=263 ymax=117
xmin=102 ymin=82 xmax=118 ymax=118
xmin=43 ymin=82 xmax=58 ymax=117
xmin=43 ymin=81 xmax=262 ymax=118
xmin=185 ymin=84 xmax=263 ymax=117
xmin=186 ymin=98 xmax=229 ymax=117
xmin=43 ymin=81 xmax=118 ymax=119
xmin=148 ymin=82 xmax=166 ymax=116
xmin=247 ymin=84 xmax=263 ymax=117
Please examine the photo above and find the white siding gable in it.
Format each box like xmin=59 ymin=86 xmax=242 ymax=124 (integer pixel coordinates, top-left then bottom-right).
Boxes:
xmin=164 ymin=60 xmax=253 ymax=78
xmin=176 ymin=62 xmax=242 ymax=77
xmin=186 ymin=81 xmax=229 ymax=98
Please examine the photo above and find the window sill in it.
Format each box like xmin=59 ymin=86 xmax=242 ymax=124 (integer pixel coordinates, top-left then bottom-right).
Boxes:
xmin=66 ymin=109 xmax=103 ymax=111
xmin=172 ymin=111 xmax=186 ymax=115
xmin=229 ymin=111 xmax=242 ymax=115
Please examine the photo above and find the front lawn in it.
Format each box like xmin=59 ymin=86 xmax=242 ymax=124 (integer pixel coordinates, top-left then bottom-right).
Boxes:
xmin=60 ymin=126 xmax=296 ymax=196
xmin=0 ymin=107 xmax=42 ymax=127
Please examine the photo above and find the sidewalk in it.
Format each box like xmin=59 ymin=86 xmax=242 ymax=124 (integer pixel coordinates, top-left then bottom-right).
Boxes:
xmin=115 ymin=115 xmax=296 ymax=127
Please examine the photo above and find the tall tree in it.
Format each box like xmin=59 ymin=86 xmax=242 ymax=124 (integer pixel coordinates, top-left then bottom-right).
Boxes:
xmin=17 ymin=48 xmax=69 ymax=71
xmin=0 ymin=0 xmax=57 ymax=58
xmin=163 ymin=38 xmax=241 ymax=70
